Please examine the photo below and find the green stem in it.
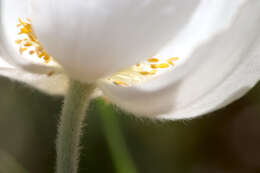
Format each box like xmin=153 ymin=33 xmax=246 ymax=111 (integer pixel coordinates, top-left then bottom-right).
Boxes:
xmin=56 ymin=79 xmax=95 ymax=173
xmin=97 ymin=100 xmax=138 ymax=173
xmin=0 ymin=150 xmax=28 ymax=173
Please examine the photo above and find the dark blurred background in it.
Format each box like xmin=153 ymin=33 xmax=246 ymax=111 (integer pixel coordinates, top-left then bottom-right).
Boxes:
xmin=0 ymin=76 xmax=259 ymax=173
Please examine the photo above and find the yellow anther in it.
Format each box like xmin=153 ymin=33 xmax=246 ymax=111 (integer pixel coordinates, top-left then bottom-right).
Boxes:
xmin=139 ymin=70 xmax=157 ymax=75
xmin=113 ymin=80 xmax=128 ymax=86
xmin=156 ymin=63 xmax=170 ymax=68
xmin=136 ymin=63 xmax=140 ymax=67
xmin=24 ymin=41 xmax=32 ymax=47
xmin=28 ymin=33 xmax=37 ymax=42
xmin=37 ymin=52 xmax=45 ymax=58
xmin=19 ymin=47 xmax=27 ymax=55
xmin=19 ymin=27 xmax=31 ymax=34
xmin=148 ymin=58 xmax=159 ymax=63
xmin=150 ymin=64 xmax=157 ymax=69
xmin=166 ymin=57 xmax=179 ymax=66
xmin=166 ymin=60 xmax=175 ymax=66
xmin=15 ymin=39 xmax=22 ymax=44
xmin=18 ymin=18 xmax=31 ymax=29
xmin=43 ymin=55 xmax=50 ymax=63
xmin=139 ymin=71 xmax=150 ymax=75
xmin=168 ymin=57 xmax=179 ymax=61
xmin=24 ymin=23 xmax=31 ymax=30
xmin=18 ymin=18 xmax=26 ymax=26
xmin=29 ymin=50 xmax=35 ymax=55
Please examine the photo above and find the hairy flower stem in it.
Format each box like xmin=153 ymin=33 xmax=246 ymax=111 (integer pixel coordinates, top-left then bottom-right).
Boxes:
xmin=56 ymin=79 xmax=95 ymax=173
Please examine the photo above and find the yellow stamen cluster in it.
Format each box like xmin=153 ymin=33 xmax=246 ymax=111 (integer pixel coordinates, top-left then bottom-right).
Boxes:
xmin=150 ymin=63 xmax=170 ymax=69
xmin=147 ymin=58 xmax=159 ymax=63
xmin=167 ymin=57 xmax=179 ymax=66
xmin=139 ymin=70 xmax=157 ymax=75
xmin=109 ymin=56 xmax=179 ymax=87
xmin=16 ymin=18 xmax=51 ymax=63
xmin=113 ymin=80 xmax=128 ymax=86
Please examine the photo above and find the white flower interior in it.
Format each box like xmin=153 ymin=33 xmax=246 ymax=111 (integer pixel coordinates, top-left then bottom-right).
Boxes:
xmin=14 ymin=17 xmax=184 ymax=85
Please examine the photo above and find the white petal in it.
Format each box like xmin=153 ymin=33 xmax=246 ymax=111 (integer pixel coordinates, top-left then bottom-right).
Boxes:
xmin=30 ymin=0 xmax=200 ymax=82
xmin=0 ymin=56 xmax=13 ymax=68
xmin=0 ymin=0 xmax=61 ymax=74
xmin=0 ymin=58 xmax=68 ymax=95
xmin=98 ymin=0 xmax=260 ymax=119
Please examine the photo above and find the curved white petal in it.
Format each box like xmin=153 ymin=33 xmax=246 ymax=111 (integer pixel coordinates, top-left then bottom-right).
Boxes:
xmin=0 ymin=0 xmax=62 ymax=74
xmin=30 ymin=0 xmax=200 ymax=82
xmin=0 ymin=57 xmax=68 ymax=95
xmin=98 ymin=0 xmax=260 ymax=119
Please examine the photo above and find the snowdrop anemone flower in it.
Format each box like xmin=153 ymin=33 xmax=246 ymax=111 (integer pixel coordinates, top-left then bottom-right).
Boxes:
xmin=1 ymin=0 xmax=259 ymax=119
xmin=1 ymin=0 xmax=260 ymax=172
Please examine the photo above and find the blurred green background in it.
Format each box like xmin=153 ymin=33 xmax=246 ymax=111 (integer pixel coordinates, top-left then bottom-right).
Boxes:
xmin=0 ymin=76 xmax=259 ymax=173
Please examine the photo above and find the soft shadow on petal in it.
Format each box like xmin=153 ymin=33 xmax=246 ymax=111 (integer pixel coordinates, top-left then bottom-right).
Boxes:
xmin=31 ymin=0 xmax=200 ymax=82
xmin=0 ymin=0 xmax=62 ymax=74
xmin=98 ymin=0 xmax=260 ymax=119
xmin=156 ymin=0 xmax=246 ymax=62
xmin=0 ymin=58 xmax=68 ymax=95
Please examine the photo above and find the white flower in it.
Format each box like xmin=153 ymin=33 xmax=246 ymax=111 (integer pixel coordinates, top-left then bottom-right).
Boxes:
xmin=0 ymin=0 xmax=259 ymax=120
